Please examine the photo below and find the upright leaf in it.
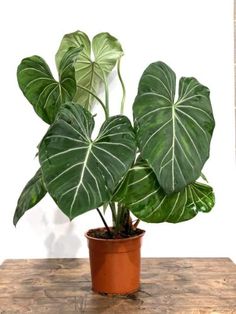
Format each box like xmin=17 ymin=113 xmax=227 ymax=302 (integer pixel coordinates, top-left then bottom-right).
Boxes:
xmin=114 ymin=160 xmax=215 ymax=223
xmin=133 ymin=61 xmax=215 ymax=194
xmin=55 ymin=31 xmax=123 ymax=109
xmin=92 ymin=32 xmax=124 ymax=74
xmin=39 ymin=103 xmax=136 ymax=220
xmin=17 ymin=47 xmax=81 ymax=124
xmin=14 ymin=169 xmax=47 ymax=225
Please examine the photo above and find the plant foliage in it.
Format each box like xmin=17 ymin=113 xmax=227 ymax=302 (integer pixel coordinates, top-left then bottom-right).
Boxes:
xmin=14 ymin=30 xmax=215 ymax=232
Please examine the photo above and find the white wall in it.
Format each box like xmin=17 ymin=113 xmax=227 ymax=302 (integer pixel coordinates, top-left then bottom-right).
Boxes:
xmin=0 ymin=0 xmax=235 ymax=262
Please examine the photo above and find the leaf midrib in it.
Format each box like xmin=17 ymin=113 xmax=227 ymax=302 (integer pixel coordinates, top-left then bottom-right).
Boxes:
xmin=69 ymin=141 xmax=93 ymax=215
xmin=171 ymin=104 xmax=176 ymax=191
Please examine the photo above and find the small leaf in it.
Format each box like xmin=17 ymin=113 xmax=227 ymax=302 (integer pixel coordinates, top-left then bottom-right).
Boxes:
xmin=14 ymin=169 xmax=47 ymax=225
xmin=17 ymin=47 xmax=81 ymax=124
xmin=39 ymin=103 xmax=136 ymax=220
xmin=115 ymin=160 xmax=215 ymax=223
xmin=133 ymin=61 xmax=215 ymax=194
xmin=56 ymin=31 xmax=123 ymax=110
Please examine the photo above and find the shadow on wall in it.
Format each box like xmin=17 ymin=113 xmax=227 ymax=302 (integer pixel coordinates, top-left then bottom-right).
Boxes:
xmin=44 ymin=209 xmax=81 ymax=258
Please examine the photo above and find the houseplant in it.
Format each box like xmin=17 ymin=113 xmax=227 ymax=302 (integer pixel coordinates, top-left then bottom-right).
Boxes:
xmin=14 ymin=30 xmax=215 ymax=294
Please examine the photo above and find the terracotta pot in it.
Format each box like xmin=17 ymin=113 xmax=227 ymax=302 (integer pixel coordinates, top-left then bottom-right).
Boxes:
xmin=85 ymin=228 xmax=145 ymax=295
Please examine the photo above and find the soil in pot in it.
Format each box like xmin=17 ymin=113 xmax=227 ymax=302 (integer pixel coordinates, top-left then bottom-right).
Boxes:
xmin=87 ymin=227 xmax=144 ymax=239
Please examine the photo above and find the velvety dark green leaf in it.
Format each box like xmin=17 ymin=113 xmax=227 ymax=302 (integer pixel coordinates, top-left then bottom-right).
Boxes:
xmin=114 ymin=160 xmax=215 ymax=223
xmin=133 ymin=61 xmax=215 ymax=194
xmin=39 ymin=103 xmax=136 ymax=220
xmin=17 ymin=47 xmax=81 ymax=124
xmin=55 ymin=31 xmax=123 ymax=110
xmin=14 ymin=169 xmax=47 ymax=226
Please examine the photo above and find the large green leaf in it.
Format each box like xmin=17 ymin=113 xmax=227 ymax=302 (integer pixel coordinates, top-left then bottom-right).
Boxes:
xmin=114 ymin=159 xmax=215 ymax=223
xmin=133 ymin=61 xmax=215 ymax=194
xmin=55 ymin=31 xmax=123 ymax=109
xmin=17 ymin=47 xmax=81 ymax=124
xmin=13 ymin=169 xmax=47 ymax=225
xmin=39 ymin=103 xmax=136 ymax=220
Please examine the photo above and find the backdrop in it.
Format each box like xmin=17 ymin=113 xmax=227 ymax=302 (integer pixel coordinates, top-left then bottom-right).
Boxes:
xmin=0 ymin=0 xmax=235 ymax=262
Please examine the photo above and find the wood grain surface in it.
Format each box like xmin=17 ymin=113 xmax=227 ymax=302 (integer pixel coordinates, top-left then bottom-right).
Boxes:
xmin=0 ymin=258 xmax=235 ymax=313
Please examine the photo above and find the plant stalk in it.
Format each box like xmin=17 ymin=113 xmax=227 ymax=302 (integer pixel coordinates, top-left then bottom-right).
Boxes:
xmin=96 ymin=208 xmax=112 ymax=235
xmin=109 ymin=202 xmax=117 ymax=225
xmin=117 ymin=57 xmax=126 ymax=115
xmin=96 ymin=65 xmax=110 ymax=117
xmin=115 ymin=203 xmax=126 ymax=232
xmin=133 ymin=219 xmax=140 ymax=229
xmin=76 ymin=84 xmax=108 ymax=119
xmin=103 ymin=75 xmax=109 ymax=117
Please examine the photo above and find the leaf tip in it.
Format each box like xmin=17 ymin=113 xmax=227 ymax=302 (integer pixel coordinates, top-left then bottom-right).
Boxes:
xmin=13 ymin=210 xmax=19 ymax=227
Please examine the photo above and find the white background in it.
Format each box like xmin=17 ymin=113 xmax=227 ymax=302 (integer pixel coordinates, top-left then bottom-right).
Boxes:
xmin=0 ymin=0 xmax=235 ymax=262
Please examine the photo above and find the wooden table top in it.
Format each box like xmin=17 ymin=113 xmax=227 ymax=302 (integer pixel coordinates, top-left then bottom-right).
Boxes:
xmin=0 ymin=258 xmax=235 ymax=313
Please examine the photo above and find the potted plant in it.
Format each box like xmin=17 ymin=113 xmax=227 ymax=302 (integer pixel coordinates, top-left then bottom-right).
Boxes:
xmin=14 ymin=30 xmax=215 ymax=295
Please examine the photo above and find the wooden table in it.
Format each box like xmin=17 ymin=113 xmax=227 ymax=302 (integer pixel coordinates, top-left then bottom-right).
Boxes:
xmin=0 ymin=258 xmax=235 ymax=313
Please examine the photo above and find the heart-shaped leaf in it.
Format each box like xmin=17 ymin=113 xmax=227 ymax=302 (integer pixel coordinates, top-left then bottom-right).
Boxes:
xmin=133 ymin=61 xmax=215 ymax=194
xmin=17 ymin=47 xmax=81 ymax=124
xmin=114 ymin=159 xmax=215 ymax=223
xmin=55 ymin=31 xmax=123 ymax=110
xmin=39 ymin=103 xmax=136 ymax=219
xmin=13 ymin=169 xmax=47 ymax=225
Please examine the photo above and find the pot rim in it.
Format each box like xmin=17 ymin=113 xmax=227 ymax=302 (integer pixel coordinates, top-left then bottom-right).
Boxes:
xmin=85 ymin=227 xmax=145 ymax=242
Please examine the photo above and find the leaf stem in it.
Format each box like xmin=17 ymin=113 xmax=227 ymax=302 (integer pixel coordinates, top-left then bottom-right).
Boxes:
xmin=76 ymin=84 xmax=108 ymax=119
xmin=133 ymin=219 xmax=140 ymax=229
xmin=104 ymin=76 xmax=109 ymax=117
xmin=96 ymin=208 xmax=112 ymax=235
xmin=97 ymin=65 xmax=110 ymax=117
xmin=117 ymin=57 xmax=126 ymax=114
xmin=115 ymin=203 xmax=126 ymax=232
xmin=109 ymin=202 xmax=117 ymax=225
